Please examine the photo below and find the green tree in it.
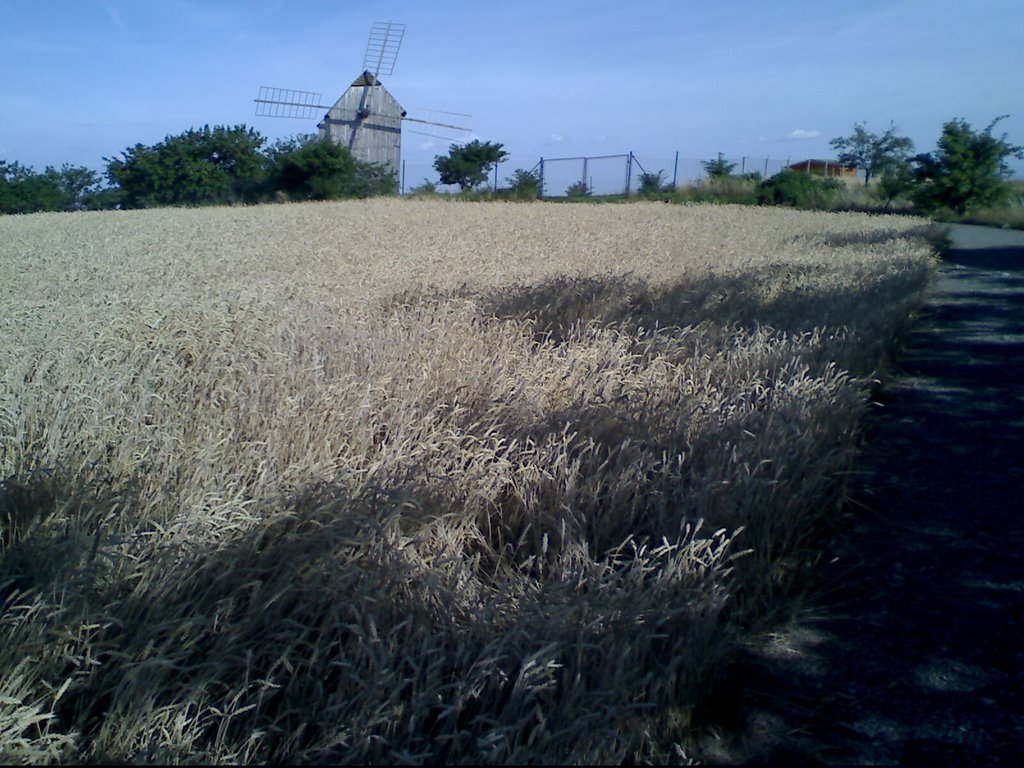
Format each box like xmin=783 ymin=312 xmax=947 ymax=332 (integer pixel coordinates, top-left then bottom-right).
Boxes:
xmin=1 ymin=161 xmax=99 ymax=213
xmin=702 ymin=153 xmax=736 ymax=179
xmin=266 ymin=136 xmax=396 ymax=200
xmin=433 ymin=140 xmax=509 ymax=191
xmin=912 ymin=116 xmax=1024 ymax=214
xmin=106 ymin=124 xmax=266 ymax=208
xmin=55 ymin=164 xmax=101 ymax=209
xmin=829 ymin=121 xmax=914 ymax=186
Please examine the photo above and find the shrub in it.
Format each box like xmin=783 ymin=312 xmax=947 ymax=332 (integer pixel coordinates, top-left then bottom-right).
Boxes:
xmin=758 ymin=169 xmax=843 ymax=209
xmin=408 ymin=179 xmax=438 ymax=197
xmin=506 ymin=169 xmax=541 ymax=200
xmin=266 ymin=137 xmax=397 ymax=201
xmin=565 ymin=180 xmax=591 ymax=198
xmin=639 ymin=170 xmax=671 ymax=196
xmin=670 ymin=176 xmax=760 ymax=206
xmin=702 ymin=153 xmax=737 ymax=179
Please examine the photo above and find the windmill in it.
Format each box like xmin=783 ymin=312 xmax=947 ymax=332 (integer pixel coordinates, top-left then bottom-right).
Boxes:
xmin=254 ymin=21 xmax=471 ymax=181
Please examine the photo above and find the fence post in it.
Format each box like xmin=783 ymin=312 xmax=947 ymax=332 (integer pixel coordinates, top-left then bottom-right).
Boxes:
xmin=741 ymin=156 xmax=746 ymax=175
xmin=493 ymin=161 xmax=499 ymax=192
xmin=582 ymin=157 xmax=588 ymax=192
xmin=764 ymin=157 xmax=769 ymax=177
xmin=625 ymin=152 xmax=633 ymax=196
xmin=538 ymin=158 xmax=545 ymax=199
xmin=672 ymin=150 xmax=679 ymax=189
xmin=401 ymin=159 xmax=406 ymax=195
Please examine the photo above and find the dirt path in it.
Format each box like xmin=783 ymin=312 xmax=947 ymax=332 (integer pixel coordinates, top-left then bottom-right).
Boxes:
xmin=697 ymin=224 xmax=1024 ymax=765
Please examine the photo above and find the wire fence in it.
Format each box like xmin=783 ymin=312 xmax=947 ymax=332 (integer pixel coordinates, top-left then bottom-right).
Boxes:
xmin=399 ymin=151 xmax=827 ymax=196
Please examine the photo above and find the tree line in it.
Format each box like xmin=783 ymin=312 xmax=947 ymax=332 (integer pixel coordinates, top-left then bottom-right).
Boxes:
xmin=1 ymin=125 xmax=396 ymax=214
xmin=1 ymin=116 xmax=1021 ymax=215
xmin=828 ymin=116 xmax=1022 ymax=214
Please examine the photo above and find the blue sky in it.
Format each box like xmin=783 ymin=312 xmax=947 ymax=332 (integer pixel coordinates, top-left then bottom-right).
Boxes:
xmin=2 ymin=0 xmax=1022 ymax=186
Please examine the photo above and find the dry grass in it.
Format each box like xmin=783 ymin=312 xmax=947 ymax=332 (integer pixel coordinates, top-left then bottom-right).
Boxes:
xmin=0 ymin=200 xmax=935 ymax=763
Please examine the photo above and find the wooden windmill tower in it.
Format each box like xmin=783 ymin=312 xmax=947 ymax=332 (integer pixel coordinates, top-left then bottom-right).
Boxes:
xmin=255 ymin=21 xmax=470 ymax=179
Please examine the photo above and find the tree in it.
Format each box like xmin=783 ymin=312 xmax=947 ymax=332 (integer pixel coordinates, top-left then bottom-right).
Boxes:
xmin=1 ymin=161 xmax=100 ymax=213
xmin=830 ymin=121 xmax=914 ymax=186
xmin=106 ymin=124 xmax=266 ymax=208
xmin=912 ymin=116 xmax=1024 ymax=214
xmin=702 ymin=153 xmax=736 ymax=179
xmin=56 ymin=164 xmax=101 ymax=209
xmin=265 ymin=136 xmax=396 ymax=200
xmin=433 ymin=140 xmax=509 ymax=191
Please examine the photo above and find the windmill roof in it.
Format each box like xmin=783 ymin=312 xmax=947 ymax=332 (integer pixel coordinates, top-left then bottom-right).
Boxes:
xmin=351 ymin=70 xmax=381 ymax=87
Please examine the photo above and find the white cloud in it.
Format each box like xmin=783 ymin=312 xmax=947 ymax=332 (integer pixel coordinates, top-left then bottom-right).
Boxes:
xmin=418 ymin=141 xmax=436 ymax=150
xmin=550 ymin=133 xmax=565 ymax=143
xmin=787 ymin=129 xmax=821 ymax=140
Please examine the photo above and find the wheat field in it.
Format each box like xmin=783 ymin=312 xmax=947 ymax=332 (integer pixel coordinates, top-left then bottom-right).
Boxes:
xmin=0 ymin=200 xmax=935 ymax=763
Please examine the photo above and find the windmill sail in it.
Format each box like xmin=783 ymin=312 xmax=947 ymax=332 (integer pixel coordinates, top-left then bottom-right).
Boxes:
xmin=254 ymin=87 xmax=327 ymax=119
xmin=363 ymin=21 xmax=405 ymax=77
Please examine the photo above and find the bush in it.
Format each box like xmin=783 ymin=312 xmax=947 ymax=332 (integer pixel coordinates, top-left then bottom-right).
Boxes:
xmin=758 ymin=170 xmax=843 ymax=209
xmin=506 ymin=169 xmax=540 ymax=200
xmin=669 ymin=176 xmax=760 ymax=206
xmin=407 ymin=179 xmax=438 ymax=197
xmin=565 ymin=180 xmax=591 ymax=198
xmin=266 ymin=137 xmax=396 ymax=201
xmin=702 ymin=153 xmax=737 ymax=179
xmin=638 ymin=170 xmax=671 ymax=196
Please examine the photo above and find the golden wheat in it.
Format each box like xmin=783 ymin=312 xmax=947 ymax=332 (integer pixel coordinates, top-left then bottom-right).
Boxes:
xmin=0 ymin=200 xmax=934 ymax=762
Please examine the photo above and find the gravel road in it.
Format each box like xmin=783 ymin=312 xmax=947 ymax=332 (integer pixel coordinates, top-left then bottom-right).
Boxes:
xmin=697 ymin=224 xmax=1024 ymax=765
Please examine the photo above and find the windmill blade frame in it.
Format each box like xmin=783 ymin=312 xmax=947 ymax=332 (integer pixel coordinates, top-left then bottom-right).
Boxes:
xmin=363 ymin=21 xmax=405 ymax=77
xmin=406 ymin=128 xmax=469 ymax=145
xmin=402 ymin=116 xmax=471 ymax=132
xmin=254 ymin=87 xmax=328 ymax=119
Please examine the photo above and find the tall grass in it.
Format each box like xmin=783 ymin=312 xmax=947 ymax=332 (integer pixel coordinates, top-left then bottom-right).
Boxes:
xmin=0 ymin=200 xmax=935 ymax=762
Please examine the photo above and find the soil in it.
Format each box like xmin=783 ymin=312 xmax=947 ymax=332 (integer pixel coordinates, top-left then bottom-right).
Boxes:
xmin=694 ymin=224 xmax=1024 ymax=765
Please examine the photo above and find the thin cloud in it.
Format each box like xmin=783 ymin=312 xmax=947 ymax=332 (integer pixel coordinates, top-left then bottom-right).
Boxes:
xmin=549 ymin=134 xmax=565 ymax=143
xmin=786 ymin=129 xmax=821 ymax=140
xmin=100 ymin=0 xmax=127 ymax=33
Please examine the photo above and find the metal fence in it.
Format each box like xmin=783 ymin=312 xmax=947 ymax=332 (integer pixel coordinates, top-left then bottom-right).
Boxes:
xmin=399 ymin=151 xmax=820 ymax=196
xmin=534 ymin=154 xmax=632 ymax=198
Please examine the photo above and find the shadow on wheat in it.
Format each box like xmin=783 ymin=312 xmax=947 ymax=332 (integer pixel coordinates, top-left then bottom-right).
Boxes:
xmin=0 ymin=200 xmax=936 ymax=762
